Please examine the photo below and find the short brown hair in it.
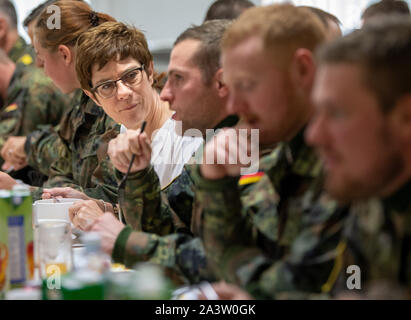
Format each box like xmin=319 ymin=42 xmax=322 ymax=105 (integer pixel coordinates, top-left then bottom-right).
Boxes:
xmin=76 ymin=21 xmax=164 ymax=93
xmin=34 ymin=0 xmax=115 ymax=51
xmin=362 ymin=0 xmax=410 ymax=21
xmin=316 ymin=16 xmax=411 ymax=113
xmin=204 ymin=0 xmax=254 ymax=21
xmin=222 ymin=4 xmax=326 ymax=67
xmin=174 ymin=19 xmax=231 ymax=85
xmin=299 ymin=6 xmax=341 ymax=28
xmin=0 ymin=0 xmax=17 ymax=30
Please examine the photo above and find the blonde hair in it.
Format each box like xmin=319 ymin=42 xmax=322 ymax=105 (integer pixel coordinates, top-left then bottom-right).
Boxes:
xmin=34 ymin=0 xmax=115 ymax=51
xmin=222 ymin=3 xmax=326 ymax=67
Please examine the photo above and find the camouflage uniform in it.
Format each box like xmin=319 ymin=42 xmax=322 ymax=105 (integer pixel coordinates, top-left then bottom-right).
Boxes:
xmin=325 ymin=180 xmax=411 ymax=299
xmin=0 ymin=36 xmax=35 ymax=109
xmin=191 ymin=129 xmax=345 ymax=298
xmin=29 ymin=93 xmax=120 ymax=204
xmin=270 ymin=180 xmax=411 ymax=300
xmin=8 ymin=36 xmax=35 ymax=66
xmin=0 ymin=63 xmax=69 ymax=154
xmin=112 ymin=116 xmax=239 ymax=283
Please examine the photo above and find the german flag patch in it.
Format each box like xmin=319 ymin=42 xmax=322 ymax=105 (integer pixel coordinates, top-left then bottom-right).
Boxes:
xmin=239 ymin=171 xmax=264 ymax=186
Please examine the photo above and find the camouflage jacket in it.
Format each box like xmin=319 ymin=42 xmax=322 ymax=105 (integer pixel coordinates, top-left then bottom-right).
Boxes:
xmin=326 ymin=180 xmax=411 ymax=299
xmin=8 ymin=36 xmax=35 ymax=66
xmin=191 ymin=129 xmax=344 ymax=298
xmin=29 ymin=93 xmax=120 ymax=204
xmin=24 ymin=90 xmax=80 ymax=177
xmin=112 ymin=116 xmax=239 ymax=283
xmin=0 ymin=63 xmax=69 ymax=157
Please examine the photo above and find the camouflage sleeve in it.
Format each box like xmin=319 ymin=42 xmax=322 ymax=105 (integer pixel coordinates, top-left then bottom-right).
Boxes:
xmin=83 ymin=154 xmax=119 ymax=205
xmin=0 ymin=106 xmax=21 ymax=151
xmin=117 ymin=165 xmax=177 ymax=235
xmin=241 ymin=202 xmax=348 ymax=299
xmin=20 ymin=75 xmax=70 ymax=135
xmin=31 ymin=126 xmax=119 ymax=204
xmin=37 ymin=149 xmax=119 ymax=205
xmin=0 ymin=78 xmax=68 ymax=152
xmin=25 ymin=126 xmax=69 ymax=176
xmin=30 ymin=157 xmax=118 ymax=203
xmin=112 ymin=226 xmax=211 ymax=284
xmin=193 ymin=162 xmax=347 ymax=299
xmin=0 ymin=136 xmax=7 ymax=153
xmin=29 ymin=150 xmax=77 ymax=201
xmin=190 ymin=166 xmax=256 ymax=280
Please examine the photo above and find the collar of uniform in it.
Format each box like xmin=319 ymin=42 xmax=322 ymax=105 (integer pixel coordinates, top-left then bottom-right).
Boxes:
xmin=288 ymin=127 xmax=322 ymax=178
xmin=271 ymin=127 xmax=320 ymax=178
xmin=203 ymin=115 xmax=239 ymax=144
xmin=382 ymin=179 xmax=411 ymax=214
xmin=215 ymin=115 xmax=239 ymax=129
xmin=80 ymin=91 xmax=104 ymax=116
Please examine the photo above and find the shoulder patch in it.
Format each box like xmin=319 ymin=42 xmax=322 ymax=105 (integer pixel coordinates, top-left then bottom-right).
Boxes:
xmin=18 ymin=54 xmax=33 ymax=66
xmin=5 ymin=103 xmax=18 ymax=112
xmin=238 ymin=171 xmax=264 ymax=186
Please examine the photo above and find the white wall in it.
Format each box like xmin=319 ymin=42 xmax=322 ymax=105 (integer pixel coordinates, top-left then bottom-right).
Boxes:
xmin=14 ymin=0 xmax=409 ymax=71
xmin=90 ymin=0 xmax=259 ymax=51
xmin=89 ymin=0 xmax=260 ymax=71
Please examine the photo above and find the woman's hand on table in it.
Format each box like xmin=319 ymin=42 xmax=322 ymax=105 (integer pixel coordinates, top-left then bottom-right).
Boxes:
xmin=42 ymin=187 xmax=91 ymax=200
xmin=90 ymin=212 xmax=125 ymax=255
xmin=69 ymin=199 xmax=105 ymax=231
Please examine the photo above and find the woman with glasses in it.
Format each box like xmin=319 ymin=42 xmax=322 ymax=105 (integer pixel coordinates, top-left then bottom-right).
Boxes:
xmin=42 ymin=21 xmax=203 ymax=230
xmin=77 ymin=21 xmax=203 ymax=189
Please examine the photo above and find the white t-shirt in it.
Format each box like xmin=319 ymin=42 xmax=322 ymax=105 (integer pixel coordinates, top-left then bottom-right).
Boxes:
xmin=120 ymin=118 xmax=203 ymax=189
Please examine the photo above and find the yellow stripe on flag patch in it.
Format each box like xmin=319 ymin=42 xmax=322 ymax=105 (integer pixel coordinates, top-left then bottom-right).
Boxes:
xmin=5 ymin=103 xmax=18 ymax=112
xmin=239 ymin=171 xmax=264 ymax=186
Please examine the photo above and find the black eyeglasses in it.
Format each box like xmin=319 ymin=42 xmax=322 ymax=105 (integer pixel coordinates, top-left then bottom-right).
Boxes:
xmin=92 ymin=65 xmax=145 ymax=99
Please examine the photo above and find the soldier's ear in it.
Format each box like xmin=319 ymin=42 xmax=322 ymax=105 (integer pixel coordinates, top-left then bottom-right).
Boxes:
xmin=84 ymin=89 xmax=102 ymax=107
xmin=57 ymin=45 xmax=72 ymax=66
xmin=0 ymin=17 xmax=8 ymax=40
xmin=390 ymin=94 xmax=411 ymax=143
xmin=147 ymin=61 xmax=154 ymax=85
xmin=214 ymin=68 xmax=228 ymax=99
xmin=290 ymin=48 xmax=315 ymax=93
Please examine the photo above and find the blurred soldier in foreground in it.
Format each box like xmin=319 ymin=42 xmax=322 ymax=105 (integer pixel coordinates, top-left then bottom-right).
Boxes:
xmin=306 ymin=16 xmax=411 ymax=299
xmin=191 ymin=4 xmax=344 ymax=298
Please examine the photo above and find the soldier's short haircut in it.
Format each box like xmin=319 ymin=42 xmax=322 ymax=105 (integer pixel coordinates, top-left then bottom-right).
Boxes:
xmin=222 ymin=4 xmax=326 ymax=69
xmin=316 ymin=16 xmax=411 ymax=113
xmin=299 ymin=6 xmax=341 ymax=28
xmin=0 ymin=0 xmax=17 ymax=30
xmin=362 ymin=0 xmax=410 ymax=20
xmin=174 ymin=19 xmax=231 ymax=86
xmin=204 ymin=0 xmax=255 ymax=22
